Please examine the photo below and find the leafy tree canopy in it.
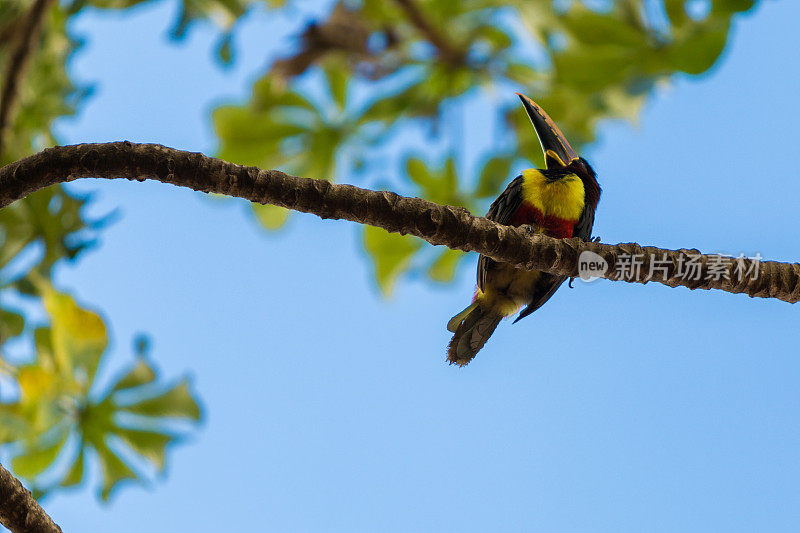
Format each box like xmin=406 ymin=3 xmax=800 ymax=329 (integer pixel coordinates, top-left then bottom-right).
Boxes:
xmin=0 ymin=0 xmax=755 ymax=500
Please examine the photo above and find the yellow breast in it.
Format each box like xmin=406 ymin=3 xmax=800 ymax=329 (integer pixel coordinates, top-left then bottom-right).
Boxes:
xmin=520 ymin=169 xmax=585 ymax=221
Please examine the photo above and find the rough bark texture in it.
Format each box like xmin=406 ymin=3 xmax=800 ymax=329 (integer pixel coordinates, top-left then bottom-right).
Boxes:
xmin=0 ymin=0 xmax=55 ymax=154
xmin=0 ymin=463 xmax=62 ymax=533
xmin=1 ymin=141 xmax=798 ymax=303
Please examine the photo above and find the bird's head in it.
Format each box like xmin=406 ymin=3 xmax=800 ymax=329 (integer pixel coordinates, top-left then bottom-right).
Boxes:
xmin=516 ymin=93 xmax=597 ymax=184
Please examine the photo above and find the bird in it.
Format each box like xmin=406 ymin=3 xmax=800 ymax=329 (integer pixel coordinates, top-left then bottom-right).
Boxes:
xmin=446 ymin=94 xmax=601 ymax=366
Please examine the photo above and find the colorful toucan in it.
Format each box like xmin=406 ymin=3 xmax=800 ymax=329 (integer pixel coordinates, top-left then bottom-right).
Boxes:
xmin=446 ymin=94 xmax=601 ymax=366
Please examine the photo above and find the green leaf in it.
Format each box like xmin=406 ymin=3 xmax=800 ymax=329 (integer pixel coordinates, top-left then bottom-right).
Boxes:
xmin=428 ymin=249 xmax=466 ymax=283
xmin=252 ymin=204 xmax=290 ymax=230
xmin=713 ymin=0 xmax=756 ymax=14
xmin=95 ymin=441 xmax=138 ymax=501
xmin=11 ymin=430 xmax=69 ymax=479
xmin=215 ymin=73 xmax=348 ymax=185
xmin=559 ymin=4 xmax=646 ymax=47
xmin=324 ymin=59 xmax=349 ymax=110
xmin=0 ymin=308 xmax=25 ymax=341
xmin=16 ymin=364 xmax=57 ymax=406
xmin=119 ymin=379 xmax=202 ymax=421
xmin=0 ymin=187 xmax=97 ymax=274
xmin=443 ymin=158 xmax=458 ymax=193
xmin=669 ymin=22 xmax=729 ymax=75
xmin=62 ymin=449 xmax=85 ymax=487
xmin=33 ymin=327 xmax=55 ymax=367
xmin=403 ymin=156 xmax=469 ymax=207
xmin=505 ymin=62 xmax=542 ymax=86
xmin=406 ymin=157 xmax=432 ymax=187
xmin=114 ymin=427 xmax=174 ymax=472
xmin=213 ymin=105 xmax=304 ymax=168
xmin=0 ymin=406 xmax=28 ymax=444
xmin=80 ymin=399 xmax=115 ymax=446
xmin=479 ymin=26 xmax=513 ymax=51
xmin=664 ymin=0 xmax=689 ymax=27
xmin=109 ymin=358 xmax=157 ymax=393
xmin=363 ymin=227 xmax=422 ymax=296
xmin=551 ymin=45 xmax=640 ymax=92
xmin=42 ymin=286 xmax=107 ymax=384
xmin=475 ymin=156 xmax=513 ymax=198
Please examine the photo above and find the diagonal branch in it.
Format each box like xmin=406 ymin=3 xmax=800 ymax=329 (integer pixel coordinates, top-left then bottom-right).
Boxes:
xmin=0 ymin=0 xmax=55 ymax=155
xmin=0 ymin=462 xmax=62 ymax=533
xmin=0 ymin=141 xmax=798 ymax=303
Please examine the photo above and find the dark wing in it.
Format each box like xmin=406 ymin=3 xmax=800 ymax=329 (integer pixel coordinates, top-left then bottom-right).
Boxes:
xmin=513 ymin=274 xmax=566 ymax=323
xmin=573 ymin=160 xmax=600 ymax=242
xmin=477 ymin=175 xmax=525 ymax=291
xmin=485 ymin=175 xmax=525 ymax=225
xmin=573 ymin=202 xmax=596 ymax=242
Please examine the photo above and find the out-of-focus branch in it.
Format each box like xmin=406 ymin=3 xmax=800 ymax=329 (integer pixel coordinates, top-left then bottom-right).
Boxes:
xmin=0 ymin=462 xmax=62 ymax=533
xmin=271 ymin=2 xmax=372 ymax=79
xmin=0 ymin=0 xmax=55 ymax=155
xmin=270 ymin=0 xmax=467 ymax=81
xmin=1 ymin=142 xmax=798 ymax=303
xmin=393 ymin=0 xmax=465 ymax=65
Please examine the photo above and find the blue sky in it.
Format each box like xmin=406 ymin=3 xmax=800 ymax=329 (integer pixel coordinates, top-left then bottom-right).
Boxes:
xmin=18 ymin=0 xmax=800 ymax=531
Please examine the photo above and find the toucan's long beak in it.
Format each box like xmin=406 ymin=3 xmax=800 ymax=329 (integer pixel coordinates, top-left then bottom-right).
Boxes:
xmin=516 ymin=93 xmax=577 ymax=169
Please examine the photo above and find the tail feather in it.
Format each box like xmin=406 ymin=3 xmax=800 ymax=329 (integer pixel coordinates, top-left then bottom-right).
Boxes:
xmin=447 ymin=304 xmax=503 ymax=366
xmin=447 ymin=301 xmax=478 ymax=333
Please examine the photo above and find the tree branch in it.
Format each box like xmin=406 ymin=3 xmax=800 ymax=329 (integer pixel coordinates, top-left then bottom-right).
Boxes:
xmin=0 ymin=142 xmax=798 ymax=303
xmin=0 ymin=0 xmax=55 ymax=155
xmin=271 ymin=2 xmax=372 ymax=79
xmin=393 ymin=0 xmax=466 ymax=66
xmin=0 ymin=462 xmax=62 ymax=533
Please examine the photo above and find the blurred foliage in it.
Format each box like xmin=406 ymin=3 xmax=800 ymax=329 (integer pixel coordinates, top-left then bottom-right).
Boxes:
xmin=0 ymin=0 xmax=208 ymax=502
xmin=212 ymin=0 xmax=756 ymax=293
xmin=0 ymin=0 xmax=758 ymax=504
xmin=2 ymin=284 xmax=201 ymax=501
xmin=363 ymin=156 xmax=478 ymax=294
xmin=0 ymin=2 xmax=79 ymax=164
